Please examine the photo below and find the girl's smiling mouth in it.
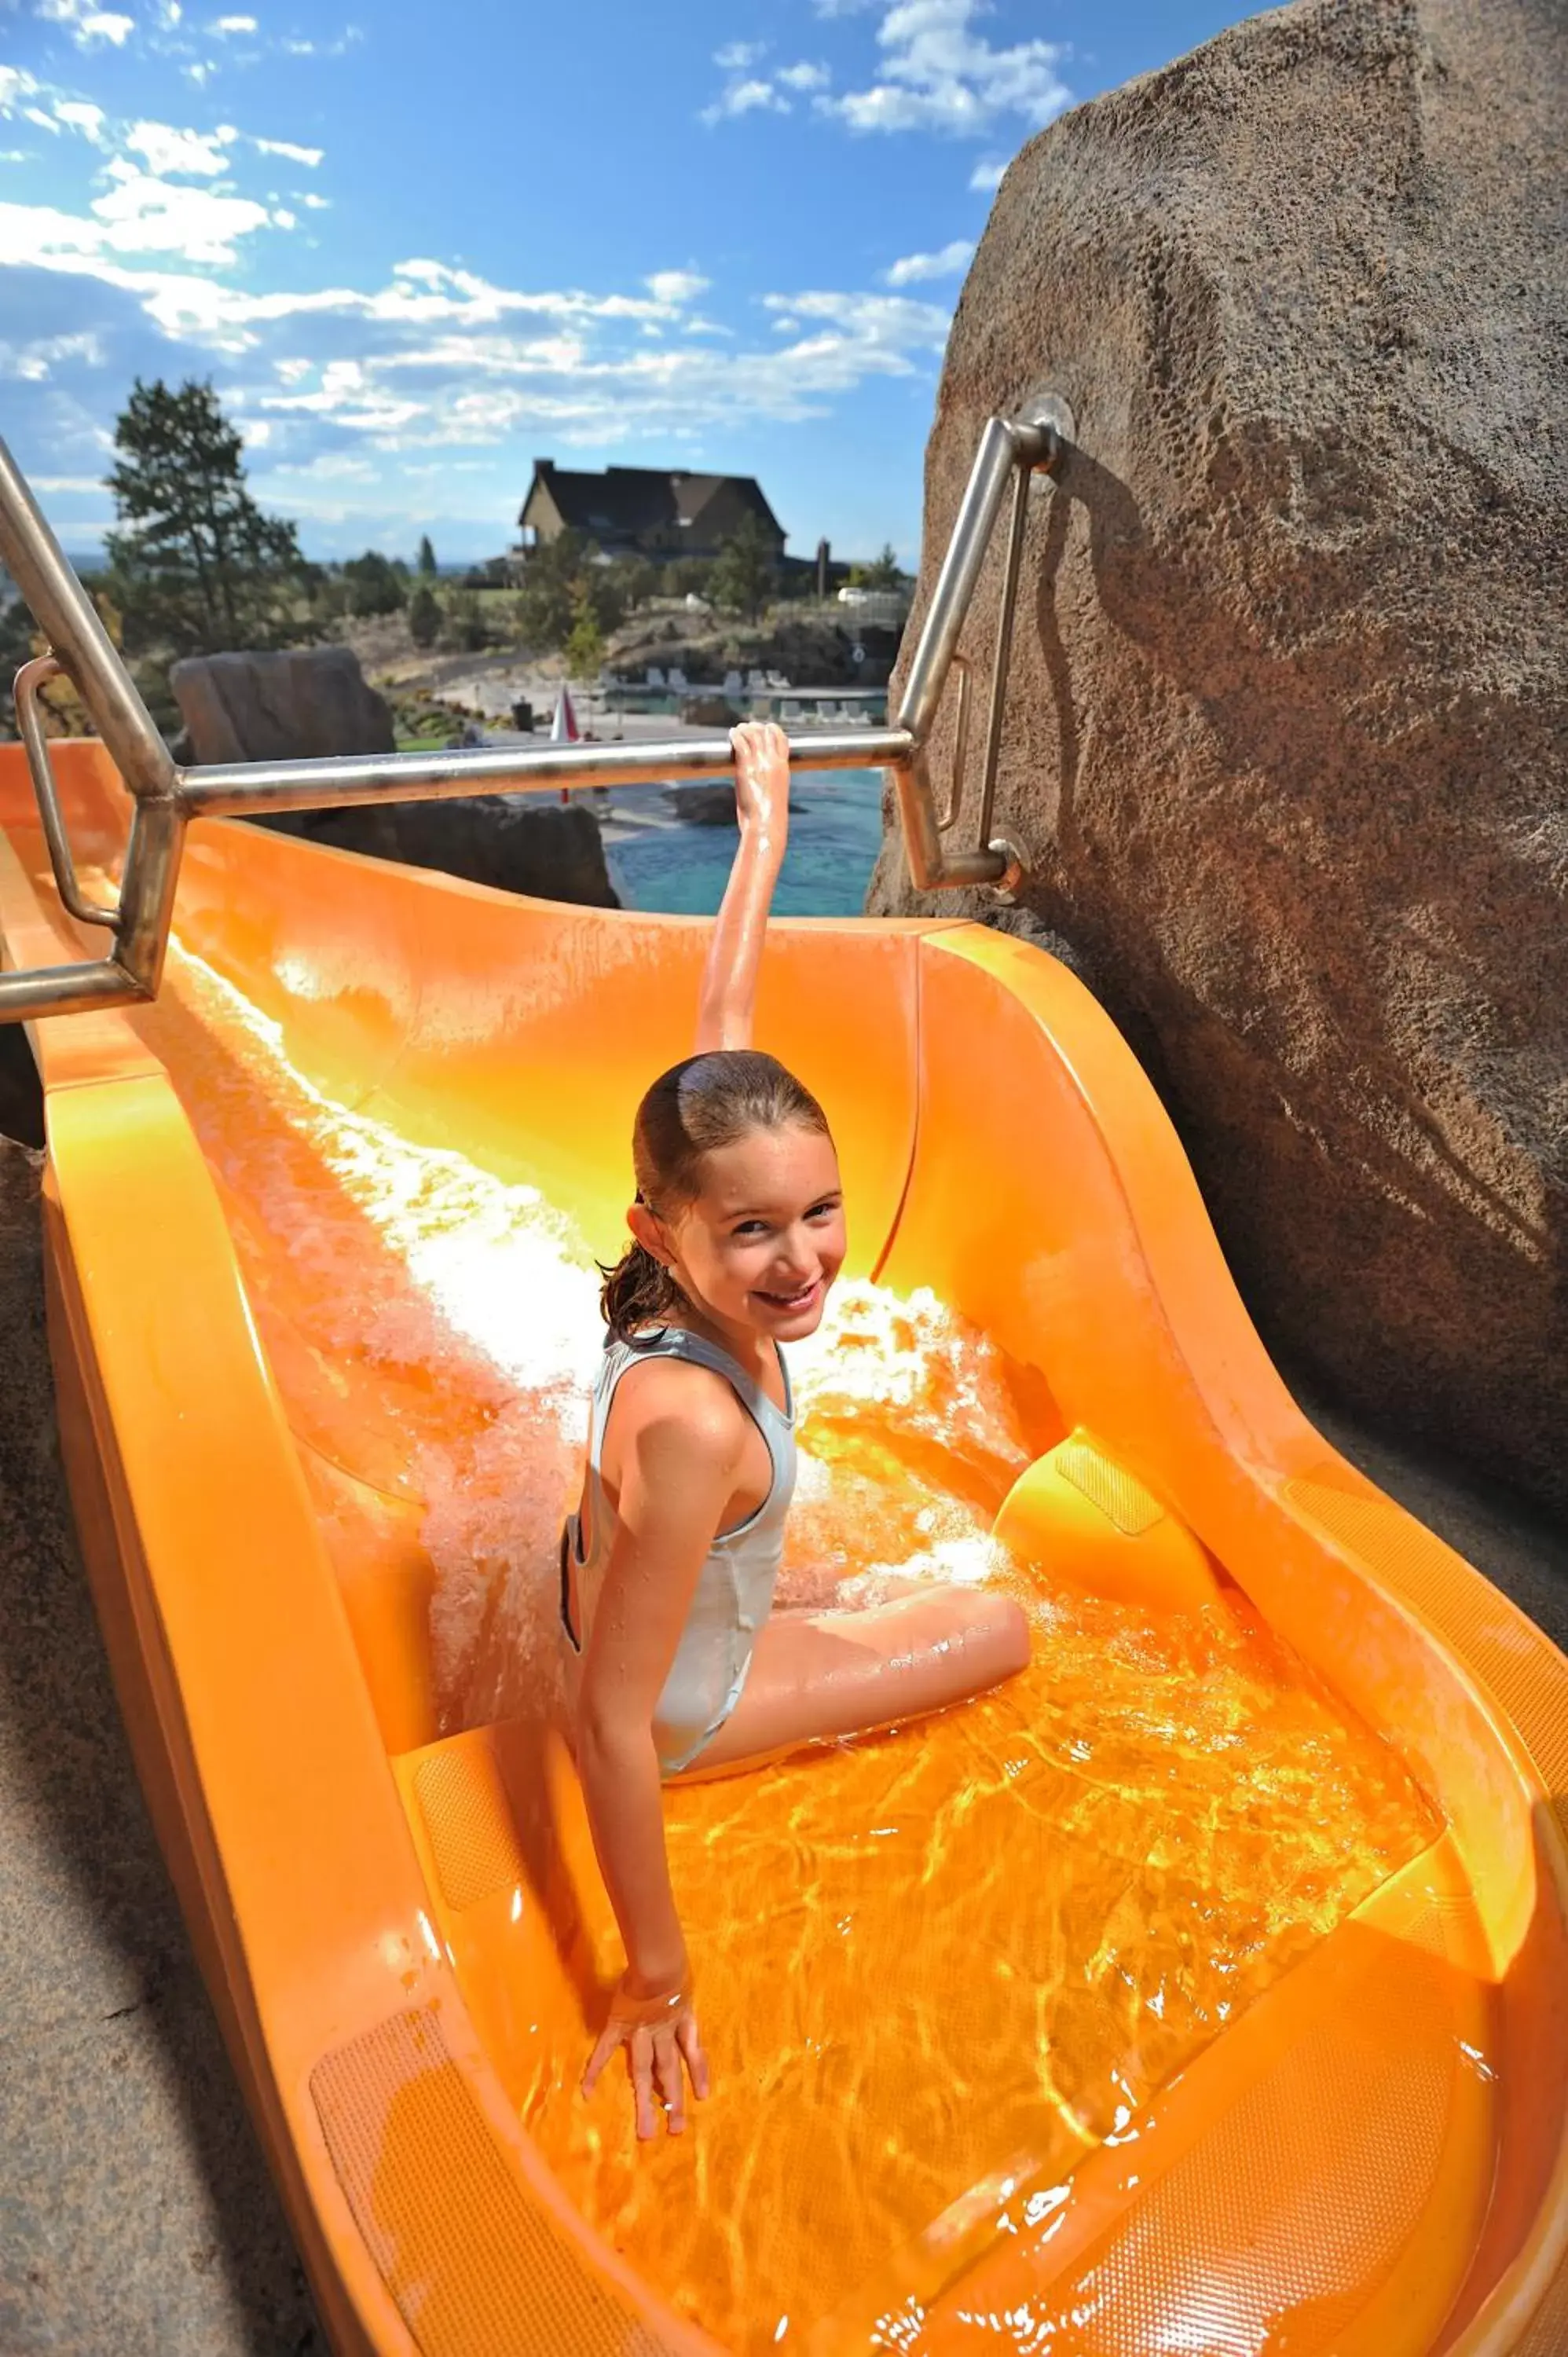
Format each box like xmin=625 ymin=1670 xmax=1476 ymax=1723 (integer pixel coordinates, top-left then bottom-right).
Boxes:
xmin=753 ymin=1274 xmax=824 ymax=1314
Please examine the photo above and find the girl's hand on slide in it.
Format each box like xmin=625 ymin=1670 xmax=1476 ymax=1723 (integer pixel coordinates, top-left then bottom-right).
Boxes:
xmin=581 ymin=1972 xmax=709 ymax=2140
xmin=731 ymin=720 xmax=790 ymax=840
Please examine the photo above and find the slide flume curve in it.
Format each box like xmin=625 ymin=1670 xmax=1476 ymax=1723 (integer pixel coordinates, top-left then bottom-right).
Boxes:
xmin=2 ymin=740 xmax=1565 ymax=2356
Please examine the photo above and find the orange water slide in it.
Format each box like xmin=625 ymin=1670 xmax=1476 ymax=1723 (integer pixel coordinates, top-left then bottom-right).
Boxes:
xmin=2 ymin=737 xmax=1565 ymax=2356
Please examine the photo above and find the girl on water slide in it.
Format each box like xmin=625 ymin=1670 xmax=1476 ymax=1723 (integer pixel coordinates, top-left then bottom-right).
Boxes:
xmin=561 ymin=719 xmax=1031 ymax=2139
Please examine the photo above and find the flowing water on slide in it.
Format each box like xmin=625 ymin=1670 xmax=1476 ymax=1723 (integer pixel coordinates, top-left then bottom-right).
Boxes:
xmin=131 ymin=937 xmax=1439 ymax=2350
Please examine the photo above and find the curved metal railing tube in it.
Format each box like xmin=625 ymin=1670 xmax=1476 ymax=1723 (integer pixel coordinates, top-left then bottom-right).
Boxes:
xmin=892 ymin=750 xmax=1022 ymax=894
xmin=896 ymin=416 xmax=1022 ymax=750
xmin=976 ymin=460 xmax=1032 ymax=854
xmin=892 ymin=390 xmax=1073 ymax=895
xmin=13 ymin=654 xmax=120 ymax=927
xmin=115 ymin=796 xmax=186 ymax=999
xmin=178 ymin=727 xmax=913 ymax=819
xmin=0 ymin=959 xmax=149 ymax=1018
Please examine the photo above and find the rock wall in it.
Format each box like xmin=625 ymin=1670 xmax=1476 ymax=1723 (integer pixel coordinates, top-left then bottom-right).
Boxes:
xmin=870 ymin=0 xmax=1568 ymax=1512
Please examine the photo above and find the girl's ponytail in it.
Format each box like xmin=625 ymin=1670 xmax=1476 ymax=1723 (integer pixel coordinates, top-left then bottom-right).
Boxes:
xmin=598 ymin=1237 xmax=683 ymax=1340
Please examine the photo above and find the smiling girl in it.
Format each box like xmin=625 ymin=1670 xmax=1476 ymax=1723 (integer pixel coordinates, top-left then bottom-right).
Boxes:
xmin=563 ymin=721 xmax=1031 ymax=2139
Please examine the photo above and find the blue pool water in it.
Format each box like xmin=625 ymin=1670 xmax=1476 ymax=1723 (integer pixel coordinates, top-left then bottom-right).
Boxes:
xmin=599 ymin=769 xmax=888 ymax=918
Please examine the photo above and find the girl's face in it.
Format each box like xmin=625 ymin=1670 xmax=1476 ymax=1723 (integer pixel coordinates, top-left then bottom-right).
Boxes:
xmin=640 ymin=1122 xmax=845 ymax=1345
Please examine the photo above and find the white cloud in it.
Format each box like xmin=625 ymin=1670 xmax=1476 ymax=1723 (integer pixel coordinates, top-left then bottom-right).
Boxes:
xmin=713 ymin=40 xmax=764 ymax=70
xmin=0 ymin=332 xmax=106 ymax=380
xmin=969 ymin=155 xmax=1006 ymax=191
xmin=299 ymin=189 xmax=328 ymax=209
xmin=0 ymin=68 xmax=42 ymax=112
xmin=252 ymin=133 xmax=323 ymax=165
xmin=643 ymin=267 xmax=709 ymax=306
xmin=28 ymin=471 xmax=108 ymax=490
xmin=702 ymin=75 xmax=789 ymax=124
xmin=53 ymin=99 xmax=107 ymax=141
xmin=883 ymin=236 xmax=973 ymax=284
xmin=266 ymin=452 xmax=376 ymax=482
xmin=124 ymin=118 xmax=234 ymax=174
xmin=211 ymin=12 xmax=258 ymax=29
xmin=817 ymin=0 xmax=1070 ymax=137
xmin=764 ymin=285 xmax=947 ymax=344
xmin=778 ymin=60 xmax=830 ymax=90
xmin=93 ymin=168 xmax=276 ymax=261
xmin=279 ymin=29 xmax=359 ymax=57
xmin=0 ymin=167 xmax=281 ymax=269
xmin=38 ymin=0 xmax=136 ymax=46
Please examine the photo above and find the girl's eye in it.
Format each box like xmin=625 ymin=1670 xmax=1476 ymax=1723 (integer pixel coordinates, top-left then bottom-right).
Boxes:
xmin=731 ymin=1200 xmax=839 ymax=1238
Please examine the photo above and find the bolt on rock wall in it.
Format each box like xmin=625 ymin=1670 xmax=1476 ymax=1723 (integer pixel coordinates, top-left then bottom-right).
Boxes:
xmin=870 ymin=0 xmax=1568 ymax=1515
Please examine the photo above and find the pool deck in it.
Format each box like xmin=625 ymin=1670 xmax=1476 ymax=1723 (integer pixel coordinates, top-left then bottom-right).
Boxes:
xmin=0 ymin=1127 xmax=1563 ymax=2355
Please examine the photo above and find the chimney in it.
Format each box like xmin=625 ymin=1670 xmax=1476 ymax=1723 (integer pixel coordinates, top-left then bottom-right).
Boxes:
xmin=815 ymin=537 xmax=830 ymax=600
xmin=533 ymin=457 xmax=555 ymax=474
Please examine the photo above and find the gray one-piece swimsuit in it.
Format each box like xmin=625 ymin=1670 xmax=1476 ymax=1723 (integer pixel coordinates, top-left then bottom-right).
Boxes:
xmin=561 ymin=1325 xmax=797 ymax=1775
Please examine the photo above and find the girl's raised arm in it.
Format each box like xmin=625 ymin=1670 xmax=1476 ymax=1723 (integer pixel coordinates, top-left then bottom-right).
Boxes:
xmin=693 ymin=720 xmax=791 ymax=1052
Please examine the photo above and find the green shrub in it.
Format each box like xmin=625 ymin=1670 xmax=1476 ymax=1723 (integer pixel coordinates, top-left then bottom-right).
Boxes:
xmin=407 ymin=584 xmax=441 ymax=648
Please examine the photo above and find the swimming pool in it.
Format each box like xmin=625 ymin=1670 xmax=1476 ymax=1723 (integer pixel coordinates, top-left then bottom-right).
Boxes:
xmin=601 ymin=769 xmax=888 ymax=918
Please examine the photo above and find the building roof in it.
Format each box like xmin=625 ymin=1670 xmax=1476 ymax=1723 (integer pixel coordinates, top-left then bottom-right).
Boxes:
xmin=520 ymin=461 xmax=784 ymax=545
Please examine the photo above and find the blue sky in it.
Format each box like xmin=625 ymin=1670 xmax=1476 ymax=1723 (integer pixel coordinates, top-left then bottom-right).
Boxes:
xmin=0 ymin=1 xmax=1245 ymax=566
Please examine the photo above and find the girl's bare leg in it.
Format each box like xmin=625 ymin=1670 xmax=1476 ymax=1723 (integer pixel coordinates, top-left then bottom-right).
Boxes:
xmin=681 ymin=1586 xmax=1031 ymax=1777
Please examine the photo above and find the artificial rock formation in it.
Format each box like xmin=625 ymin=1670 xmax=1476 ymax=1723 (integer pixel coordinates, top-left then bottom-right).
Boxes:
xmin=170 ymin=645 xmax=396 ymax=764
xmin=870 ymin=0 xmax=1568 ymax=1512
xmin=172 ymin=647 xmax=618 ymax=907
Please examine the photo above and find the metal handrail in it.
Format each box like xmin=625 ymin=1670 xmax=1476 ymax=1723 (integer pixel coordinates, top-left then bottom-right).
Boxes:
xmin=0 ymin=390 xmax=1072 ymax=1024
xmin=14 ymin=654 xmax=119 ymax=927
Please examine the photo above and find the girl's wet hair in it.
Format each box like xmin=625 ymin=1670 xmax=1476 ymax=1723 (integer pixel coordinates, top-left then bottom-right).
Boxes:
xmin=599 ymin=1050 xmax=831 ymax=1339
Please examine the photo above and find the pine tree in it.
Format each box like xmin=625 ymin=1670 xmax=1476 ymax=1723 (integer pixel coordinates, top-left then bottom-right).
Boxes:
xmin=105 ymin=377 xmax=308 ymax=656
xmin=863 ymin=542 xmax=903 ymax=589
xmin=416 ymin=533 xmax=438 ymax=576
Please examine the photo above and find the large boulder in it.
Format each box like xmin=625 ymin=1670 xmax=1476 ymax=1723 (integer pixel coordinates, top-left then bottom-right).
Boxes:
xmin=170 ymin=645 xmax=395 ymax=763
xmin=870 ymin=0 xmax=1568 ymax=1513
xmin=262 ymin=798 xmax=620 ymax=907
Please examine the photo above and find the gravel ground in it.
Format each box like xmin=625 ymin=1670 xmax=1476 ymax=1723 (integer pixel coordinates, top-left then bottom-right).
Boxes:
xmin=0 ymin=1140 xmax=321 ymax=2357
